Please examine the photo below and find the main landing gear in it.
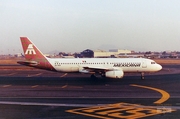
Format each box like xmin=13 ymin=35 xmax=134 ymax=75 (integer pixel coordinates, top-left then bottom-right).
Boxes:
xmin=90 ymin=74 xmax=97 ymax=79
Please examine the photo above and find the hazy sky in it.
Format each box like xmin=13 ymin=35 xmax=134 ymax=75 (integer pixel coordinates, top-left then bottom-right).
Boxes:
xmin=1 ymin=0 xmax=180 ymax=54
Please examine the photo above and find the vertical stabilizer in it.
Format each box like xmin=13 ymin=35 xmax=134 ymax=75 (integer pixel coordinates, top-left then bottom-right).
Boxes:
xmin=19 ymin=37 xmax=56 ymax=71
xmin=20 ymin=37 xmax=46 ymax=60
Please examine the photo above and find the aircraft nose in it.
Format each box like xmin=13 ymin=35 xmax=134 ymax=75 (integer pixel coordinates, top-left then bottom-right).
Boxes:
xmin=157 ymin=64 xmax=162 ymax=71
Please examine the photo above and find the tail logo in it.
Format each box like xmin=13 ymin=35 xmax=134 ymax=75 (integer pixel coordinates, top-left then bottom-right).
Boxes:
xmin=25 ymin=44 xmax=36 ymax=55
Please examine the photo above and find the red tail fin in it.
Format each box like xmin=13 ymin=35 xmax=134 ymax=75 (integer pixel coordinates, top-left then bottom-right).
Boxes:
xmin=19 ymin=37 xmax=56 ymax=71
xmin=20 ymin=37 xmax=46 ymax=60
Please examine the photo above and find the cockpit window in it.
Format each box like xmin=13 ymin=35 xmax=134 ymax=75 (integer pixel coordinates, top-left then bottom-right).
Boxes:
xmin=151 ymin=62 xmax=156 ymax=64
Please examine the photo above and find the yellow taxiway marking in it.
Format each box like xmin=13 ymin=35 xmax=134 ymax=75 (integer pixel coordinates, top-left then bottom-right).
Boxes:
xmin=60 ymin=73 xmax=67 ymax=77
xmin=130 ymin=84 xmax=170 ymax=104
xmin=67 ymin=85 xmax=173 ymax=119
xmin=67 ymin=102 xmax=175 ymax=119
xmin=2 ymin=85 xmax=11 ymax=88
xmin=0 ymin=73 xmax=17 ymax=76
xmin=27 ymin=73 xmax=42 ymax=77
xmin=31 ymin=85 xmax=39 ymax=88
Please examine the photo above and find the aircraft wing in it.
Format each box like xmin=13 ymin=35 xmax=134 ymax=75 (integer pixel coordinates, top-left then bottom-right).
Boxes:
xmin=83 ymin=66 xmax=113 ymax=71
xmin=79 ymin=66 xmax=121 ymax=74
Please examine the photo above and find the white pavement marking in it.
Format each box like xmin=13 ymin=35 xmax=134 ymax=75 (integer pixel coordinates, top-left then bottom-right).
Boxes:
xmin=31 ymin=85 xmax=39 ymax=88
xmin=0 ymin=101 xmax=94 ymax=107
xmin=27 ymin=73 xmax=42 ymax=77
xmin=61 ymin=85 xmax=67 ymax=88
xmin=61 ymin=85 xmax=83 ymax=89
xmin=60 ymin=73 xmax=67 ymax=77
xmin=0 ymin=73 xmax=17 ymax=76
xmin=2 ymin=85 xmax=11 ymax=88
xmin=0 ymin=101 xmax=179 ymax=111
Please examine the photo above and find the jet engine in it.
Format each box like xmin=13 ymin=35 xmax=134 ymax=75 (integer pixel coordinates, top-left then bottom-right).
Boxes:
xmin=105 ymin=70 xmax=124 ymax=78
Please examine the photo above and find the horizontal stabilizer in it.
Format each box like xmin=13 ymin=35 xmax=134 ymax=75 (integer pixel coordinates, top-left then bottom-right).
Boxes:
xmin=17 ymin=61 xmax=38 ymax=66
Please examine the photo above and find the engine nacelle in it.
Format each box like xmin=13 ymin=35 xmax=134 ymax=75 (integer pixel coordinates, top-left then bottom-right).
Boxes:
xmin=105 ymin=70 xmax=124 ymax=78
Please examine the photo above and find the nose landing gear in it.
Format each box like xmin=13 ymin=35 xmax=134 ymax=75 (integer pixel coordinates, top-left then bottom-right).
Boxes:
xmin=141 ymin=72 xmax=145 ymax=80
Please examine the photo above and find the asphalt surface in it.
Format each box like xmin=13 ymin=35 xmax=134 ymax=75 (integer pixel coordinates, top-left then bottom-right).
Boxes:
xmin=0 ymin=65 xmax=180 ymax=119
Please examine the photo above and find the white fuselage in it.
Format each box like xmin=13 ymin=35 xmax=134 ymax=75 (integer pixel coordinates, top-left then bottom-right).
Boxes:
xmin=47 ymin=58 xmax=162 ymax=73
xmin=19 ymin=37 xmax=162 ymax=79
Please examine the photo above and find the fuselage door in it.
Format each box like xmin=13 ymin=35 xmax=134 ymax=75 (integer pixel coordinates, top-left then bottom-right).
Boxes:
xmin=142 ymin=59 xmax=147 ymax=68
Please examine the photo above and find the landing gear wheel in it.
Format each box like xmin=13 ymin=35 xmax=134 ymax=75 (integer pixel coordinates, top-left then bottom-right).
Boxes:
xmin=101 ymin=73 xmax=106 ymax=78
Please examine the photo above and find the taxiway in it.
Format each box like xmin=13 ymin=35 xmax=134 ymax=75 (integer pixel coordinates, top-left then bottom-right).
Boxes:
xmin=0 ymin=65 xmax=179 ymax=119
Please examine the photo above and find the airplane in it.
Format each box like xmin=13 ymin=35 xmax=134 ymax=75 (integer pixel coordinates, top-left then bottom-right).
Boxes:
xmin=17 ymin=37 xmax=162 ymax=79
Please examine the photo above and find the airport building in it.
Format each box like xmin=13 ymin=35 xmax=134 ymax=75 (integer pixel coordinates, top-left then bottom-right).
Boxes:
xmin=93 ymin=49 xmax=132 ymax=58
xmin=80 ymin=49 xmax=132 ymax=58
xmin=81 ymin=49 xmax=94 ymax=58
xmin=109 ymin=49 xmax=132 ymax=54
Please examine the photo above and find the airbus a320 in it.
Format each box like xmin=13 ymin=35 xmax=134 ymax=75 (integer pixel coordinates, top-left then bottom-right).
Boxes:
xmin=18 ymin=37 xmax=162 ymax=79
